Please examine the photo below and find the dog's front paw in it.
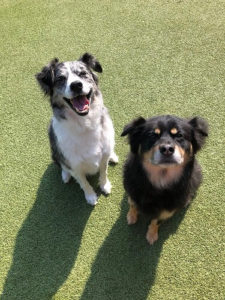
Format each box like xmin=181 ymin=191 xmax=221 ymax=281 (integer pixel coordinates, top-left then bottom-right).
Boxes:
xmin=85 ymin=193 xmax=98 ymax=206
xmin=100 ymin=179 xmax=112 ymax=195
xmin=146 ymin=231 xmax=158 ymax=245
xmin=127 ymin=210 xmax=138 ymax=225
xmin=146 ymin=224 xmax=158 ymax=245
xmin=109 ymin=153 xmax=119 ymax=164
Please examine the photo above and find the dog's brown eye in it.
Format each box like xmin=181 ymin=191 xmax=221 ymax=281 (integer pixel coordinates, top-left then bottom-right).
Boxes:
xmin=176 ymin=133 xmax=183 ymax=138
xmin=79 ymin=71 xmax=87 ymax=77
xmin=57 ymin=76 xmax=66 ymax=82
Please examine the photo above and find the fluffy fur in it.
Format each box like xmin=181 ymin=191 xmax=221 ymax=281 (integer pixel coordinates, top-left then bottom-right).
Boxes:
xmin=36 ymin=53 xmax=118 ymax=205
xmin=121 ymin=115 xmax=208 ymax=245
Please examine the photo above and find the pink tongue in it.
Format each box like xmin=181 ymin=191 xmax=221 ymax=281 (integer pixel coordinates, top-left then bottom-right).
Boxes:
xmin=72 ymin=96 xmax=89 ymax=111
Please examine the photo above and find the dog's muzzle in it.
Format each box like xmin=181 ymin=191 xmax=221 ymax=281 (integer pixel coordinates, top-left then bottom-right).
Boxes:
xmin=151 ymin=144 xmax=184 ymax=166
xmin=63 ymin=89 xmax=92 ymax=116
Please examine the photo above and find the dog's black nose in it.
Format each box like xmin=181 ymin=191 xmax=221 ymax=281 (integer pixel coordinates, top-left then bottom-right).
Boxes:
xmin=159 ymin=144 xmax=175 ymax=156
xmin=70 ymin=81 xmax=83 ymax=93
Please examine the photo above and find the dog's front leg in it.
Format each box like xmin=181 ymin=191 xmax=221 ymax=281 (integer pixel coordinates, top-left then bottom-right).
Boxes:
xmin=127 ymin=197 xmax=139 ymax=225
xmin=146 ymin=210 xmax=176 ymax=245
xmin=99 ymin=154 xmax=111 ymax=195
xmin=109 ymin=152 xmax=119 ymax=164
xmin=146 ymin=219 xmax=159 ymax=245
xmin=71 ymin=170 xmax=98 ymax=206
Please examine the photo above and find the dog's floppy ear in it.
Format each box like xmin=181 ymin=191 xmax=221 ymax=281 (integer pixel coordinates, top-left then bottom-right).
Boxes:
xmin=35 ymin=58 xmax=59 ymax=95
xmin=189 ymin=117 xmax=208 ymax=153
xmin=121 ymin=117 xmax=146 ymax=153
xmin=79 ymin=53 xmax=103 ymax=73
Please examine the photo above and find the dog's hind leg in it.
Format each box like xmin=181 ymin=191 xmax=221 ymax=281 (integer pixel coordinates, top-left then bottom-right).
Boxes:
xmin=61 ymin=169 xmax=71 ymax=183
xmin=71 ymin=170 xmax=98 ymax=206
xmin=99 ymin=154 xmax=112 ymax=195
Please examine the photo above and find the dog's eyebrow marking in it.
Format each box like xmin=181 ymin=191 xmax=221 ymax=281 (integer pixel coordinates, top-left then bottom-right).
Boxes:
xmin=170 ymin=128 xmax=178 ymax=135
xmin=154 ymin=128 xmax=161 ymax=135
xmin=55 ymin=64 xmax=68 ymax=75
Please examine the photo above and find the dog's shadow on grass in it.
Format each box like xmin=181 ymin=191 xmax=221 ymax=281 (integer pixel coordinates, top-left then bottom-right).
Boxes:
xmin=80 ymin=194 xmax=187 ymax=300
xmin=3 ymin=164 xmax=187 ymax=300
xmin=2 ymin=163 xmax=94 ymax=300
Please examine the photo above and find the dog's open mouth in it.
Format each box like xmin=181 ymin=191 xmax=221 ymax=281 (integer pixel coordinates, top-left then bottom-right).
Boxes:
xmin=63 ymin=90 xmax=92 ymax=116
xmin=71 ymin=95 xmax=90 ymax=114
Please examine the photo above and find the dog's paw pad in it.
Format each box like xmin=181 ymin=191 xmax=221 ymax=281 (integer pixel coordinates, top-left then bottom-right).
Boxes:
xmin=100 ymin=180 xmax=112 ymax=194
xmin=85 ymin=193 xmax=98 ymax=206
xmin=109 ymin=153 xmax=119 ymax=164
xmin=146 ymin=231 xmax=158 ymax=245
xmin=62 ymin=170 xmax=71 ymax=183
xmin=127 ymin=211 xmax=138 ymax=225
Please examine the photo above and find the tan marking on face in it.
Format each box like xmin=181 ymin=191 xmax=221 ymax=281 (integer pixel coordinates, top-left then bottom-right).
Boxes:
xmin=154 ymin=128 xmax=161 ymax=135
xmin=159 ymin=210 xmax=176 ymax=221
xmin=176 ymin=145 xmax=192 ymax=165
xmin=142 ymin=148 xmax=185 ymax=188
xmin=142 ymin=146 xmax=158 ymax=165
xmin=146 ymin=219 xmax=159 ymax=245
xmin=127 ymin=197 xmax=139 ymax=225
xmin=176 ymin=145 xmax=185 ymax=156
xmin=171 ymin=128 xmax=178 ymax=135
xmin=175 ymin=145 xmax=185 ymax=162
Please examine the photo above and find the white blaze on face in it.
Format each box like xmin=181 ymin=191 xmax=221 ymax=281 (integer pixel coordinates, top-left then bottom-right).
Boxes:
xmin=63 ymin=62 xmax=91 ymax=99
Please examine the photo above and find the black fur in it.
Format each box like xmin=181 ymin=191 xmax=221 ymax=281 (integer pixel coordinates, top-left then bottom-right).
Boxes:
xmin=123 ymin=153 xmax=201 ymax=217
xmin=122 ymin=115 xmax=208 ymax=220
xmin=121 ymin=117 xmax=146 ymax=153
xmin=48 ymin=122 xmax=70 ymax=170
xmin=79 ymin=53 xmax=102 ymax=84
xmin=35 ymin=58 xmax=59 ymax=96
xmin=189 ymin=117 xmax=208 ymax=153
xmin=79 ymin=52 xmax=103 ymax=73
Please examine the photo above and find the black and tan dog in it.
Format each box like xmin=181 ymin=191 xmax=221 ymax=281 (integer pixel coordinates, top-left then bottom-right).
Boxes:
xmin=121 ymin=115 xmax=208 ymax=245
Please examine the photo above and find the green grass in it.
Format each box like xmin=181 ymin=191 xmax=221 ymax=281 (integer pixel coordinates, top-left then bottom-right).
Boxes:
xmin=1 ymin=0 xmax=225 ymax=299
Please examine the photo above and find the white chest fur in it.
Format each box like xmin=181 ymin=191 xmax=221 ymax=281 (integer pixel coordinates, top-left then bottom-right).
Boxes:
xmin=52 ymin=115 xmax=104 ymax=175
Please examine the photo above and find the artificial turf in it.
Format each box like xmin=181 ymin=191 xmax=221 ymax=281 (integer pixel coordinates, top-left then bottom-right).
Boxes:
xmin=0 ymin=0 xmax=225 ymax=299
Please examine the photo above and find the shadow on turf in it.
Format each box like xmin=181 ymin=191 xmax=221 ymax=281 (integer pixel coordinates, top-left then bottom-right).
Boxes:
xmin=80 ymin=194 xmax=187 ymax=300
xmin=3 ymin=164 xmax=187 ymax=300
xmin=2 ymin=163 xmax=95 ymax=300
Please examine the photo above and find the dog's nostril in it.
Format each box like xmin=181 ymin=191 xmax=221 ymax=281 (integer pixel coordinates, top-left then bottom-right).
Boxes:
xmin=160 ymin=146 xmax=167 ymax=154
xmin=160 ymin=145 xmax=174 ymax=156
xmin=70 ymin=81 xmax=83 ymax=92
xmin=169 ymin=147 xmax=174 ymax=154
